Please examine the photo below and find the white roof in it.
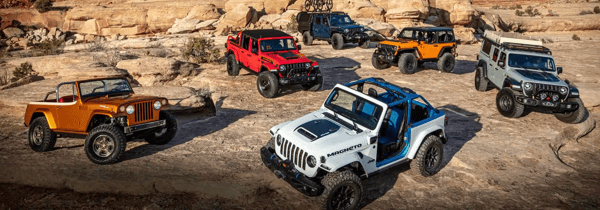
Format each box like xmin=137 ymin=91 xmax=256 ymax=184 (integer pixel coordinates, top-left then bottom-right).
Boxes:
xmin=484 ymin=31 xmax=543 ymax=46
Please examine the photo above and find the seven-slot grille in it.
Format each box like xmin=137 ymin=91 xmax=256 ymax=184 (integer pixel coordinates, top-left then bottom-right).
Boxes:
xmin=134 ymin=101 xmax=154 ymax=122
xmin=279 ymin=137 xmax=308 ymax=170
xmin=284 ymin=63 xmax=309 ymax=77
xmin=533 ymin=84 xmax=562 ymax=93
xmin=378 ymin=44 xmax=396 ymax=54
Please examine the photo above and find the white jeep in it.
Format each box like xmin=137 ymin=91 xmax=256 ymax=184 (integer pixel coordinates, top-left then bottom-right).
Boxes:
xmin=260 ymin=78 xmax=448 ymax=210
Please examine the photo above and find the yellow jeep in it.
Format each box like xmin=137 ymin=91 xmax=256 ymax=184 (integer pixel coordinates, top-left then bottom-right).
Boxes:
xmin=372 ymin=27 xmax=457 ymax=74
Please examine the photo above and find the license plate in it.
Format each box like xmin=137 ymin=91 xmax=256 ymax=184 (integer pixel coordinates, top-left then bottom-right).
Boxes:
xmin=542 ymin=102 xmax=555 ymax=107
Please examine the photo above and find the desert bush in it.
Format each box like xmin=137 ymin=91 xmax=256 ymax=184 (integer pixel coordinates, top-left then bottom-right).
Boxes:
xmin=181 ymin=37 xmax=221 ymax=64
xmin=547 ymin=10 xmax=559 ymax=17
xmin=492 ymin=5 xmax=501 ymax=10
xmin=515 ymin=10 xmax=525 ymax=16
xmin=33 ymin=38 xmax=64 ymax=55
xmin=1 ymin=0 xmax=34 ymax=9
xmin=524 ymin=6 xmax=542 ymax=17
xmin=595 ymin=6 xmax=600 ymax=14
xmin=572 ymin=34 xmax=581 ymax=41
xmin=85 ymin=41 xmax=107 ymax=52
xmin=35 ymin=0 xmax=52 ymax=13
xmin=286 ymin=14 xmax=298 ymax=32
xmin=155 ymin=48 xmax=168 ymax=58
xmin=93 ymin=50 xmax=121 ymax=67
xmin=11 ymin=62 xmax=35 ymax=82
xmin=579 ymin=10 xmax=594 ymax=15
xmin=508 ymin=5 xmax=522 ymax=10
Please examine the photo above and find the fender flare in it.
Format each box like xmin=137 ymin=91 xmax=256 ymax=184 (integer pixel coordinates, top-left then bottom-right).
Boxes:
xmin=504 ymin=77 xmax=522 ymax=90
xmin=437 ymin=46 xmax=454 ymax=58
xmin=568 ymin=85 xmax=580 ymax=98
xmin=477 ymin=60 xmax=488 ymax=78
xmin=322 ymin=153 xmax=364 ymax=173
xmin=84 ymin=112 xmax=115 ymax=131
xmin=29 ymin=109 xmax=57 ymax=129
xmin=406 ymin=125 xmax=445 ymax=159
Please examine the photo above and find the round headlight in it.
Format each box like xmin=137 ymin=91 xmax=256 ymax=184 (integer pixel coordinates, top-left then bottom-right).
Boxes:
xmin=524 ymin=82 xmax=532 ymax=91
xmin=539 ymin=92 xmax=547 ymax=100
xmin=560 ymin=87 xmax=568 ymax=94
xmin=305 ymin=63 xmax=310 ymax=69
xmin=276 ymin=135 xmax=282 ymax=146
xmin=307 ymin=155 xmax=317 ymax=168
xmin=154 ymin=101 xmax=161 ymax=110
xmin=162 ymin=99 xmax=167 ymax=105
xmin=119 ymin=106 xmax=125 ymax=112
xmin=344 ymin=29 xmax=349 ymax=33
xmin=552 ymin=94 xmax=560 ymax=102
xmin=279 ymin=65 xmax=286 ymax=71
xmin=126 ymin=105 xmax=135 ymax=114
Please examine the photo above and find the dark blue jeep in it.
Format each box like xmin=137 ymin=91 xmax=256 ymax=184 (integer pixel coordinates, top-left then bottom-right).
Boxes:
xmin=296 ymin=11 xmax=370 ymax=50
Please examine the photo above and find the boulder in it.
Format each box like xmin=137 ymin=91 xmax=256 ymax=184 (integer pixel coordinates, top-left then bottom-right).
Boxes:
xmin=576 ymin=83 xmax=600 ymax=108
xmin=354 ymin=18 xmax=397 ymax=37
xmin=186 ymin=4 xmax=221 ymax=21
xmin=3 ymin=27 xmax=24 ymax=38
xmin=167 ymin=4 xmax=221 ymax=34
xmin=384 ymin=0 xmax=429 ymax=29
xmin=167 ymin=18 xmax=202 ymax=34
xmin=116 ymin=58 xmax=201 ymax=86
xmin=453 ymin=26 xmax=477 ymax=44
xmin=433 ymin=0 xmax=477 ymax=26
xmin=287 ymin=0 xmax=304 ymax=11
xmin=218 ymin=5 xmax=258 ymax=30
xmin=5 ymin=54 xmax=127 ymax=80
xmin=332 ymin=0 xmax=385 ymax=21
xmin=196 ymin=19 xmax=219 ymax=30
xmin=264 ymin=0 xmax=293 ymax=14
xmin=224 ymin=0 xmax=265 ymax=13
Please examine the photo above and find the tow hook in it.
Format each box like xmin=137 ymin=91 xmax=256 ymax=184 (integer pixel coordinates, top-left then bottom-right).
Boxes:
xmin=275 ymin=170 xmax=286 ymax=180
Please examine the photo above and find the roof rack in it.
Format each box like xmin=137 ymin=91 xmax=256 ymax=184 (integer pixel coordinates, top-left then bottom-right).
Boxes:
xmin=483 ymin=31 xmax=542 ymax=46
xmin=501 ymin=42 xmax=552 ymax=55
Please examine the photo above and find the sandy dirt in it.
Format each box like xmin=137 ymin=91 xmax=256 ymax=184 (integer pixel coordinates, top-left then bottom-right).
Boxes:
xmin=1 ymin=35 xmax=600 ymax=209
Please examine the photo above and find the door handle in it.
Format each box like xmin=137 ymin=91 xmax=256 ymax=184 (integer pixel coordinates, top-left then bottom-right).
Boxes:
xmin=434 ymin=45 xmax=438 ymax=47
xmin=247 ymin=54 xmax=251 ymax=56
xmin=57 ymin=107 xmax=62 ymax=109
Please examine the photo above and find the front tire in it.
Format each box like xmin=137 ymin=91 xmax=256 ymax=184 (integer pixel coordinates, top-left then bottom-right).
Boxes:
xmin=257 ymin=71 xmax=279 ymax=98
xmin=227 ymin=54 xmax=240 ymax=76
xmin=554 ymin=98 xmax=586 ymax=124
xmin=331 ymin=33 xmax=344 ymax=50
xmin=84 ymin=125 xmax=127 ymax=165
xmin=28 ymin=116 xmax=57 ymax=152
xmin=319 ymin=170 xmax=362 ymax=210
xmin=475 ymin=67 xmax=489 ymax=92
xmin=303 ymin=31 xmax=313 ymax=46
xmin=496 ymin=87 xmax=524 ymax=118
xmin=437 ymin=53 xmax=455 ymax=73
xmin=359 ymin=39 xmax=370 ymax=49
xmin=410 ymin=135 xmax=444 ymax=177
xmin=398 ymin=53 xmax=417 ymax=74
xmin=302 ymin=69 xmax=323 ymax=91
xmin=371 ymin=55 xmax=390 ymax=70
xmin=145 ymin=111 xmax=178 ymax=145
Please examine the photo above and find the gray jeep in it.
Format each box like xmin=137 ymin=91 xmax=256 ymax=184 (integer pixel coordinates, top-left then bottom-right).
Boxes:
xmin=475 ymin=31 xmax=585 ymax=124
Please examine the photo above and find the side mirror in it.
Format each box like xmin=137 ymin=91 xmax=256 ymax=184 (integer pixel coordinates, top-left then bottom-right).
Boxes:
xmin=251 ymin=48 xmax=258 ymax=54
xmin=557 ymin=67 xmax=563 ymax=74
xmin=498 ymin=61 xmax=505 ymax=67
xmin=297 ymin=45 xmax=302 ymax=51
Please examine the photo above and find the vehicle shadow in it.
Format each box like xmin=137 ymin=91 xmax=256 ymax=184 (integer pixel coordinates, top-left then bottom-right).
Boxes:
xmin=306 ymin=55 xmax=362 ymax=90
xmin=359 ymin=104 xmax=481 ymax=208
xmin=418 ymin=60 xmax=477 ymax=75
xmin=124 ymin=97 xmax=256 ymax=161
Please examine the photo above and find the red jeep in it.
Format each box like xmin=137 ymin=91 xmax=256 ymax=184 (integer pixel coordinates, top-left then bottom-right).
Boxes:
xmin=225 ymin=29 xmax=322 ymax=98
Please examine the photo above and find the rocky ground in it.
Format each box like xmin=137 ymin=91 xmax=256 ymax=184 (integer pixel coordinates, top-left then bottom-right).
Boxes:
xmin=1 ymin=28 xmax=600 ymax=209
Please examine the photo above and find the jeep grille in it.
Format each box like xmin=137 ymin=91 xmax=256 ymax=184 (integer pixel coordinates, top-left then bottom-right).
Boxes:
xmin=134 ymin=101 xmax=154 ymax=122
xmin=378 ymin=44 xmax=396 ymax=55
xmin=348 ymin=28 xmax=361 ymax=33
xmin=284 ymin=63 xmax=310 ymax=78
xmin=280 ymin=137 xmax=308 ymax=170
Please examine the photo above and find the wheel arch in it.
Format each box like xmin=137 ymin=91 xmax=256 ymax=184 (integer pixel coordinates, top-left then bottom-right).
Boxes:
xmin=437 ymin=47 xmax=454 ymax=58
xmin=477 ymin=60 xmax=488 ymax=77
xmin=397 ymin=48 xmax=419 ymax=58
xmin=85 ymin=113 xmax=114 ymax=132
xmin=324 ymin=153 xmax=364 ymax=175
xmin=406 ymin=125 xmax=445 ymax=159
xmin=29 ymin=109 xmax=57 ymax=129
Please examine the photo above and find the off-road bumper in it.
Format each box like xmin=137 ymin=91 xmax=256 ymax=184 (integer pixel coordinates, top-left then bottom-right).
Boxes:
xmin=373 ymin=50 xmax=395 ymax=63
xmin=124 ymin=120 xmax=166 ymax=134
xmin=278 ymin=69 xmax=321 ymax=86
xmin=515 ymin=97 xmax=579 ymax=112
xmin=343 ymin=32 xmax=369 ymax=43
xmin=260 ymin=146 xmax=323 ymax=197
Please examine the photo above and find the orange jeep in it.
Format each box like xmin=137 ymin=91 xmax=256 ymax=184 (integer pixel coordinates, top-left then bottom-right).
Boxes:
xmin=372 ymin=27 xmax=457 ymax=74
xmin=23 ymin=77 xmax=177 ymax=164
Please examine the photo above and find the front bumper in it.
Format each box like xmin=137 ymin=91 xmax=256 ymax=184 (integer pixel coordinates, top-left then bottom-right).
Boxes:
xmin=124 ymin=120 xmax=166 ymax=134
xmin=343 ymin=32 xmax=369 ymax=43
xmin=279 ymin=69 xmax=321 ymax=86
xmin=515 ymin=96 xmax=579 ymax=112
xmin=373 ymin=50 xmax=396 ymax=63
xmin=260 ymin=146 xmax=323 ymax=196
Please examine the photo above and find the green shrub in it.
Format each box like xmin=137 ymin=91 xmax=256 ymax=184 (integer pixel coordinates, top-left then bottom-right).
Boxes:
xmin=595 ymin=6 xmax=600 ymax=14
xmin=181 ymin=37 xmax=221 ymax=64
xmin=515 ymin=10 xmax=525 ymax=16
xmin=572 ymin=34 xmax=581 ymax=41
xmin=11 ymin=62 xmax=35 ymax=82
xmin=35 ymin=0 xmax=52 ymax=13
xmin=286 ymin=14 xmax=298 ymax=32
xmin=547 ymin=10 xmax=559 ymax=17
xmin=579 ymin=10 xmax=594 ymax=15
xmin=516 ymin=5 xmax=522 ymax=9
xmin=85 ymin=41 xmax=107 ymax=52
xmin=492 ymin=5 xmax=501 ymax=10
xmin=33 ymin=38 xmax=64 ymax=55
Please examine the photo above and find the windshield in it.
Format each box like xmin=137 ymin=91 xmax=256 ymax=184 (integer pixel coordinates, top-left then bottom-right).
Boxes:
xmin=79 ymin=78 xmax=132 ymax=98
xmin=260 ymin=39 xmax=296 ymax=52
xmin=330 ymin=15 xmax=353 ymax=26
xmin=324 ymin=88 xmax=383 ymax=130
xmin=398 ymin=29 xmax=422 ymax=40
xmin=508 ymin=54 xmax=555 ymax=72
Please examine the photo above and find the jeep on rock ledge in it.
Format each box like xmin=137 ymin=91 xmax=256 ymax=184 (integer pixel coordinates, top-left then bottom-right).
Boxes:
xmin=225 ymin=29 xmax=323 ymax=98
xmin=372 ymin=27 xmax=457 ymax=74
xmin=297 ymin=11 xmax=370 ymax=50
xmin=260 ymin=78 xmax=448 ymax=210
xmin=475 ymin=31 xmax=585 ymax=124
xmin=24 ymin=77 xmax=177 ymax=164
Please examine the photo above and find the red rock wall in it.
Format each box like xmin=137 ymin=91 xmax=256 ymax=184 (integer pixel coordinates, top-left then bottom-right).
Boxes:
xmin=469 ymin=0 xmax=551 ymax=7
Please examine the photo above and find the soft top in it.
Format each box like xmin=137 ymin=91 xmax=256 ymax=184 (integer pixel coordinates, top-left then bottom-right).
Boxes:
xmin=243 ymin=29 xmax=292 ymax=39
xmin=345 ymin=78 xmax=421 ymax=105
xmin=402 ymin=27 xmax=453 ymax=32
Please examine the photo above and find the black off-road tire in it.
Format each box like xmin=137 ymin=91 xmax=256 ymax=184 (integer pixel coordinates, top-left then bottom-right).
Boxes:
xmin=410 ymin=135 xmax=444 ymax=177
xmin=475 ymin=67 xmax=489 ymax=92
xmin=359 ymin=39 xmax=370 ymax=49
xmin=84 ymin=125 xmax=127 ymax=165
xmin=319 ymin=170 xmax=362 ymax=210
xmin=437 ymin=53 xmax=455 ymax=73
xmin=417 ymin=61 xmax=425 ymax=66
xmin=303 ymin=31 xmax=314 ymax=46
xmin=398 ymin=53 xmax=418 ymax=74
xmin=496 ymin=87 xmax=524 ymax=118
xmin=302 ymin=69 xmax=323 ymax=91
xmin=554 ymin=98 xmax=587 ymax=124
xmin=227 ymin=54 xmax=240 ymax=76
xmin=257 ymin=71 xmax=279 ymax=98
xmin=371 ymin=55 xmax=390 ymax=70
xmin=28 ymin=116 xmax=57 ymax=152
xmin=331 ymin=33 xmax=344 ymax=50
xmin=145 ymin=111 xmax=178 ymax=145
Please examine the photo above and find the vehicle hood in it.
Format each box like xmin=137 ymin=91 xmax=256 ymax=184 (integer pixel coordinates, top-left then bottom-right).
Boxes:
xmin=380 ymin=39 xmax=415 ymax=45
xmin=333 ymin=24 xmax=363 ymax=29
xmin=514 ymin=69 xmax=561 ymax=82
xmin=83 ymin=95 xmax=164 ymax=106
xmin=263 ymin=51 xmax=312 ymax=64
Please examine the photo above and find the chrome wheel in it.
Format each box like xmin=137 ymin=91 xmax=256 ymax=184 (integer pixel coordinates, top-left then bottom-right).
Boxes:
xmin=93 ymin=135 xmax=115 ymax=158
xmin=32 ymin=125 xmax=44 ymax=145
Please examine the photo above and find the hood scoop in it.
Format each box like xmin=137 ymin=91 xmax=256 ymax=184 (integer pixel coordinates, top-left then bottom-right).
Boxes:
xmin=278 ymin=52 xmax=300 ymax=60
xmin=295 ymin=119 xmax=340 ymax=141
xmin=515 ymin=69 xmax=560 ymax=82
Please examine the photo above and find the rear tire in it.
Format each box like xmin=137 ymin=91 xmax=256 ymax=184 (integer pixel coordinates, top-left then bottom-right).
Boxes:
xmin=410 ymin=135 xmax=444 ymax=177
xmin=398 ymin=53 xmax=417 ymax=74
xmin=227 ymin=54 xmax=240 ymax=76
xmin=28 ymin=116 xmax=57 ymax=152
xmin=331 ymin=33 xmax=344 ymax=50
xmin=496 ymin=87 xmax=524 ymax=118
xmin=303 ymin=31 xmax=313 ymax=46
xmin=302 ymin=69 xmax=323 ymax=91
xmin=319 ymin=171 xmax=362 ymax=210
xmin=257 ymin=71 xmax=279 ymax=98
xmin=372 ymin=55 xmax=390 ymax=70
xmin=475 ymin=67 xmax=489 ymax=92
xmin=437 ymin=53 xmax=455 ymax=73
xmin=359 ymin=39 xmax=370 ymax=49
xmin=554 ymin=98 xmax=586 ymax=124
xmin=84 ymin=125 xmax=127 ymax=165
xmin=144 ymin=111 xmax=178 ymax=145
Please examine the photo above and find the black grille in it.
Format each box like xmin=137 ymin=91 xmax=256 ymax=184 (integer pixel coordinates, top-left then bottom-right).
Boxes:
xmin=279 ymin=137 xmax=308 ymax=170
xmin=348 ymin=28 xmax=361 ymax=33
xmin=378 ymin=44 xmax=396 ymax=55
xmin=532 ymin=84 xmax=567 ymax=100
xmin=134 ymin=101 xmax=154 ymax=122
xmin=284 ymin=63 xmax=309 ymax=78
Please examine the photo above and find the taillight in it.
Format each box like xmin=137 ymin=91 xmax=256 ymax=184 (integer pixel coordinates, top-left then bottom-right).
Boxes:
xmin=444 ymin=117 xmax=449 ymax=126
